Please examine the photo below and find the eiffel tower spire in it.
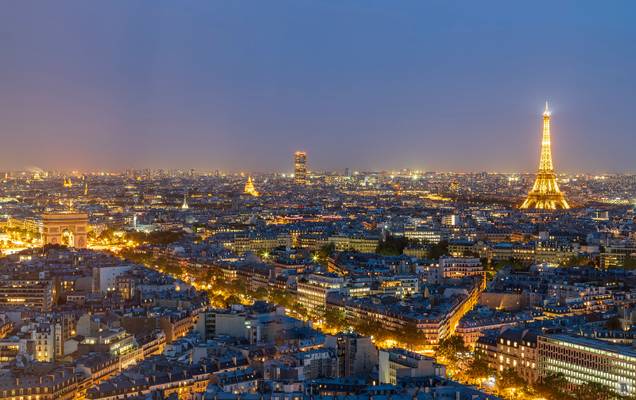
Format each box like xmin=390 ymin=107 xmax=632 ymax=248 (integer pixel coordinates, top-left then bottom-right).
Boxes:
xmin=520 ymin=102 xmax=570 ymax=210
xmin=539 ymin=101 xmax=553 ymax=172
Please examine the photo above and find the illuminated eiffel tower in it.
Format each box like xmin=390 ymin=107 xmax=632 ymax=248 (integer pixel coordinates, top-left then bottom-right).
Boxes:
xmin=520 ymin=102 xmax=570 ymax=210
xmin=244 ymin=176 xmax=260 ymax=197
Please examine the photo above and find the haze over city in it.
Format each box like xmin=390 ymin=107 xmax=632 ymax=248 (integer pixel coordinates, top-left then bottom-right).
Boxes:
xmin=1 ymin=0 xmax=635 ymax=173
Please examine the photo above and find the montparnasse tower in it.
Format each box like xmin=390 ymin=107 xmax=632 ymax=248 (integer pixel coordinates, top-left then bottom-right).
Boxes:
xmin=520 ymin=102 xmax=570 ymax=210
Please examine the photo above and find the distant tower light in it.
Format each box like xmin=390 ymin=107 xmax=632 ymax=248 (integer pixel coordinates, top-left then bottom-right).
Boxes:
xmin=181 ymin=193 xmax=189 ymax=209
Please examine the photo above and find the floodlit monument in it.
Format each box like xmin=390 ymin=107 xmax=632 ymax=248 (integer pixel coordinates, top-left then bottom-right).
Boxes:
xmin=42 ymin=212 xmax=89 ymax=248
xmin=520 ymin=102 xmax=570 ymax=210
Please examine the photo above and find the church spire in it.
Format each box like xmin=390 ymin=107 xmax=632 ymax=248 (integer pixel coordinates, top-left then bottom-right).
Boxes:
xmin=181 ymin=193 xmax=189 ymax=209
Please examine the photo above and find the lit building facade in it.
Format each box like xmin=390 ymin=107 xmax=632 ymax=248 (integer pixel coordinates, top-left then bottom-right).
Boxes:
xmin=438 ymin=257 xmax=483 ymax=279
xmin=0 ymin=365 xmax=79 ymax=400
xmin=297 ymin=274 xmax=344 ymax=318
xmin=379 ymin=348 xmax=445 ymax=384
xmin=601 ymin=244 xmax=636 ymax=268
xmin=479 ymin=329 xmax=539 ymax=383
xmin=0 ymin=279 xmax=54 ymax=311
xmin=325 ymin=333 xmax=378 ymax=378
xmin=327 ymin=235 xmax=379 ymax=253
xmin=538 ymin=334 xmax=636 ymax=396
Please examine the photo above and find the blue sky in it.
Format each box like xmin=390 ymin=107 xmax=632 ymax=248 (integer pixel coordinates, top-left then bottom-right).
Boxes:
xmin=1 ymin=1 xmax=635 ymax=172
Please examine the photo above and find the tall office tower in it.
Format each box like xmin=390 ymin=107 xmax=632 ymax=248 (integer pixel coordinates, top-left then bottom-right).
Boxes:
xmin=294 ymin=151 xmax=307 ymax=185
xmin=520 ymin=102 xmax=570 ymax=210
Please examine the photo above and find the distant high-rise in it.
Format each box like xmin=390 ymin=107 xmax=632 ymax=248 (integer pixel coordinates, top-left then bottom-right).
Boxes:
xmin=520 ymin=102 xmax=570 ymax=210
xmin=294 ymin=151 xmax=307 ymax=185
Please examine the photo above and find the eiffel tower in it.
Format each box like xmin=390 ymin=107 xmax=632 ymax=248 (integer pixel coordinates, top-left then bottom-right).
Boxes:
xmin=520 ymin=102 xmax=570 ymax=210
xmin=244 ymin=176 xmax=260 ymax=197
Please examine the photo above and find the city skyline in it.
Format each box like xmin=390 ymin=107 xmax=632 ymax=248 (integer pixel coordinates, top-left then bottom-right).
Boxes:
xmin=1 ymin=1 xmax=636 ymax=173
xmin=1 ymin=106 xmax=633 ymax=176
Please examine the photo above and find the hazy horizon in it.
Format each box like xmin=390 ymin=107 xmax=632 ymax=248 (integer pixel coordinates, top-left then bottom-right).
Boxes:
xmin=4 ymin=166 xmax=635 ymax=176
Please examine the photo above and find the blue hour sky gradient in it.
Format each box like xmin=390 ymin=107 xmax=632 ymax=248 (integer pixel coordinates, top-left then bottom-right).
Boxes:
xmin=0 ymin=0 xmax=635 ymax=173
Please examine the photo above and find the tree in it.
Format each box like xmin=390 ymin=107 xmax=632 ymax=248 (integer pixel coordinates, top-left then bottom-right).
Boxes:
xmin=228 ymin=279 xmax=247 ymax=295
xmin=497 ymin=368 xmax=525 ymax=392
xmin=465 ymin=356 xmax=492 ymax=383
xmin=225 ymin=294 xmax=241 ymax=305
xmin=318 ymin=242 xmax=336 ymax=260
xmin=574 ymin=382 xmax=614 ymax=400
xmin=203 ymin=269 xmax=215 ymax=281
xmin=437 ymin=335 xmax=468 ymax=364
xmin=352 ymin=320 xmax=387 ymax=341
xmin=324 ymin=307 xmax=347 ymax=331
xmin=289 ymin=302 xmax=308 ymax=317
xmin=210 ymin=293 xmax=227 ymax=308
xmin=98 ymin=228 xmax=115 ymax=242
xmin=492 ymin=259 xmax=527 ymax=272
xmin=563 ymin=255 xmax=594 ymax=267
xmin=376 ymin=235 xmax=409 ymax=256
xmin=253 ymin=287 xmax=269 ymax=301
xmin=269 ymin=289 xmax=293 ymax=308
xmin=533 ymin=373 xmax=572 ymax=400
xmin=43 ymin=243 xmax=68 ymax=252
xmin=492 ymin=260 xmax=508 ymax=272
xmin=401 ymin=323 xmax=422 ymax=349
xmin=147 ymin=230 xmax=185 ymax=245
xmin=428 ymin=240 xmax=449 ymax=259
